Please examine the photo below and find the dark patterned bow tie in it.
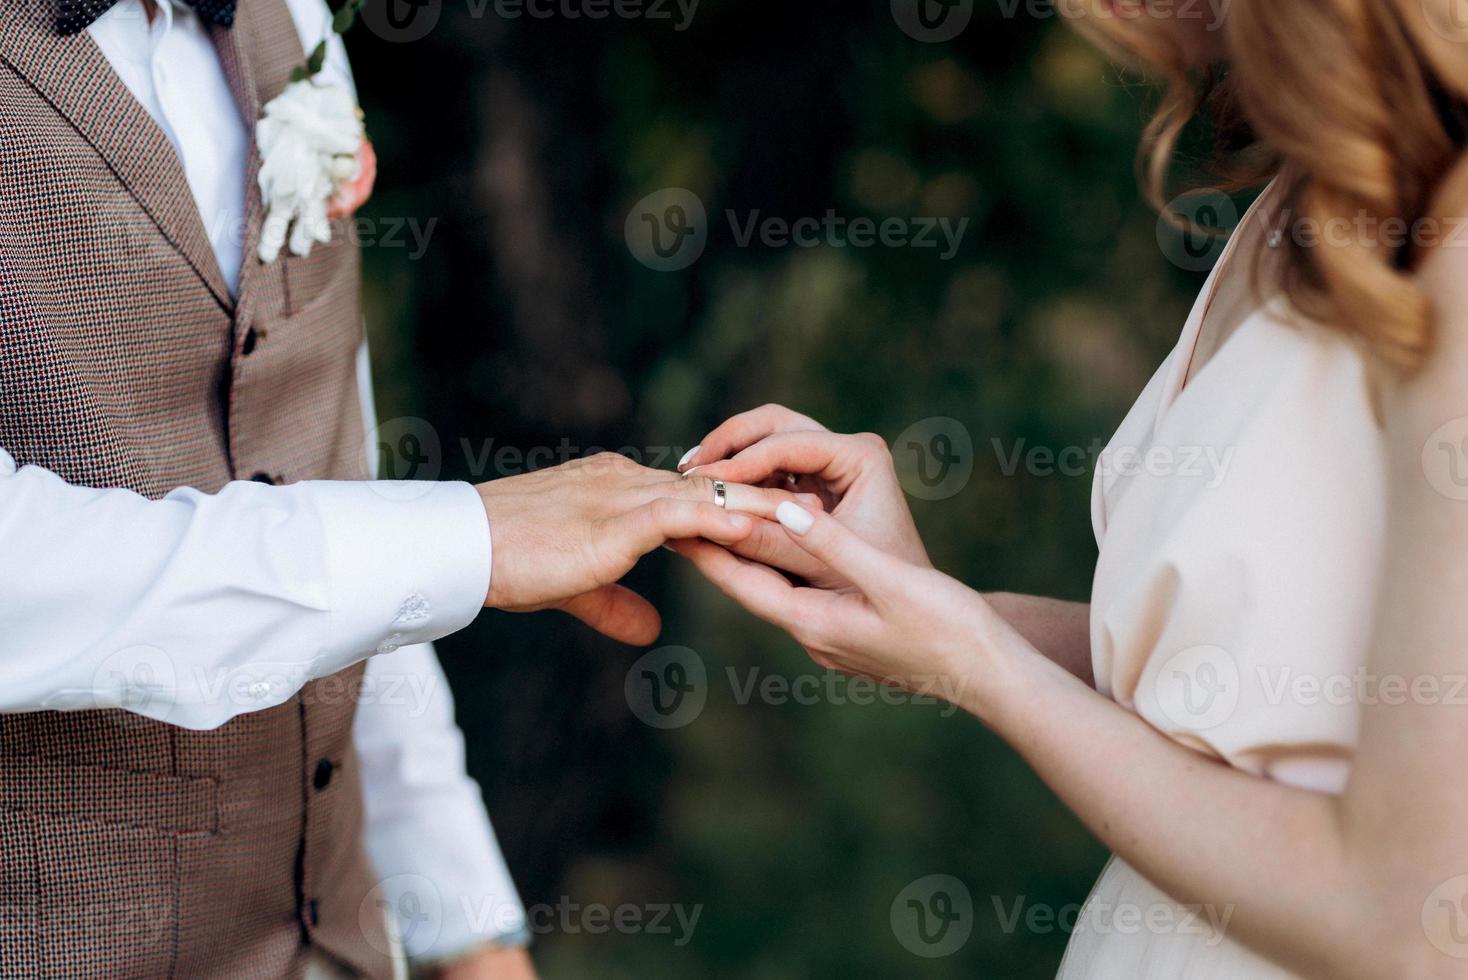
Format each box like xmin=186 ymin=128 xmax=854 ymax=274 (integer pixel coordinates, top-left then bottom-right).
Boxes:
xmin=58 ymin=0 xmax=236 ymax=36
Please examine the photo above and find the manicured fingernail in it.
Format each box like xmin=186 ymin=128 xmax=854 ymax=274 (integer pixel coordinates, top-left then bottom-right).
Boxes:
xmin=678 ymin=446 xmax=701 ymax=470
xmin=776 ymin=501 xmax=814 ymax=536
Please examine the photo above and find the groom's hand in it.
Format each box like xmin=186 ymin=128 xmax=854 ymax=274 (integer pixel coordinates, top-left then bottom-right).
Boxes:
xmin=476 ymin=452 xmax=818 ymax=644
xmin=328 ymin=138 xmax=376 ymax=219
xmin=429 ymin=944 xmax=538 ymax=980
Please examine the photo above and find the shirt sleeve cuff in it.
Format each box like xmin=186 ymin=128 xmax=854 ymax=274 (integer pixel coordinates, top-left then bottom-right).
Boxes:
xmin=302 ymin=480 xmax=489 ymax=666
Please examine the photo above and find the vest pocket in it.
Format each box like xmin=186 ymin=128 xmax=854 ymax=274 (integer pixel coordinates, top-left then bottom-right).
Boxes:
xmin=279 ymin=220 xmax=359 ymax=322
xmin=1 ymin=759 xmax=218 ymax=836
xmin=32 ymin=812 xmax=182 ymax=977
xmin=0 ymin=812 xmax=37 ymax=976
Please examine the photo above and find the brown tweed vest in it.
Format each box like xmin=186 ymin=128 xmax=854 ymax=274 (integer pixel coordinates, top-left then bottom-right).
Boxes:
xmin=0 ymin=0 xmax=392 ymax=976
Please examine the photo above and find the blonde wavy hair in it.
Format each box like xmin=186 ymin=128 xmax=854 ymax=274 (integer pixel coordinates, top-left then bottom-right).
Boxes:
xmin=1070 ymin=0 xmax=1468 ymax=373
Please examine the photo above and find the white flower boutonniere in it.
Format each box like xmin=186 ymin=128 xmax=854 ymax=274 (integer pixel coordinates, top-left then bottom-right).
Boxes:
xmin=255 ymin=0 xmax=367 ymax=264
xmin=256 ymin=81 xmax=363 ymax=263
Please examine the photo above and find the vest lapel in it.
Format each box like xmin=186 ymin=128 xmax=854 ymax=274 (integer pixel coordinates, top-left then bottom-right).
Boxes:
xmin=209 ymin=18 xmax=263 ymax=321
xmin=0 ymin=0 xmax=233 ymax=311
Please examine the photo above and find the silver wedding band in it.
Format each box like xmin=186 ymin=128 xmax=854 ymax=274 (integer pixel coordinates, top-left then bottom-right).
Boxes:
xmin=711 ymin=479 xmax=727 ymax=509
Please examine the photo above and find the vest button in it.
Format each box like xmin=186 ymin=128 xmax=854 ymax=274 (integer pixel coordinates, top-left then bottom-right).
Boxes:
xmin=313 ymin=758 xmax=335 ymax=791
xmin=242 ymin=326 xmax=259 ymax=356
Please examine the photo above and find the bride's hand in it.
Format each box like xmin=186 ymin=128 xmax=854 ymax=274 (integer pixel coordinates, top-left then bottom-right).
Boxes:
xmin=680 ymin=406 xmax=930 ymax=588
xmin=673 ymin=501 xmax=992 ymax=699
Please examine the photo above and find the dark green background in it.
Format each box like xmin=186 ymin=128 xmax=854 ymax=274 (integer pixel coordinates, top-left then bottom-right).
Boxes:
xmin=348 ymin=0 xmax=1210 ymax=974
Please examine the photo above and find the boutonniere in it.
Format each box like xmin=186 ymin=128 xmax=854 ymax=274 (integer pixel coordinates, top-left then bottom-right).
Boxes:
xmin=255 ymin=0 xmax=368 ymax=263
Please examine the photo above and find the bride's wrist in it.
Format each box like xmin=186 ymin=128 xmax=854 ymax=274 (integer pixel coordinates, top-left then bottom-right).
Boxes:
xmin=949 ymin=594 xmax=1044 ymax=726
xmin=923 ymin=590 xmax=1004 ymax=722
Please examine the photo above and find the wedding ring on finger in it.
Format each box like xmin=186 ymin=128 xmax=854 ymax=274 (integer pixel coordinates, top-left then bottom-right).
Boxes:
xmin=711 ymin=479 xmax=728 ymax=509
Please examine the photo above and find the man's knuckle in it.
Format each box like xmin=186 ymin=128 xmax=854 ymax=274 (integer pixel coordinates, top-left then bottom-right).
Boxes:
xmin=752 ymin=531 xmax=785 ymax=565
xmin=680 ymin=475 xmax=713 ymax=499
xmin=584 ymin=451 xmax=621 ymax=476
xmin=795 ymin=620 xmax=828 ymax=652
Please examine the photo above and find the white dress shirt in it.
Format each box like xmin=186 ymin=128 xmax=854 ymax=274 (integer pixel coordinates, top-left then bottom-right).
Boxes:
xmin=0 ymin=0 xmax=526 ymax=960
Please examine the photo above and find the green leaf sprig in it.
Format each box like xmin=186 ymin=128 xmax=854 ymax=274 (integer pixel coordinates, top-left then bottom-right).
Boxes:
xmin=289 ymin=0 xmax=366 ymax=84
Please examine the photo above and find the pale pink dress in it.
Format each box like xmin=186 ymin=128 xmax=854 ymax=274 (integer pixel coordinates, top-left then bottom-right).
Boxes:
xmin=1057 ymin=192 xmax=1387 ymax=977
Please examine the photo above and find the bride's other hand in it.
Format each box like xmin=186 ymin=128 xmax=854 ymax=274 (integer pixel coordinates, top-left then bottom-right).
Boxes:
xmin=479 ymin=453 xmax=820 ymax=645
xmin=673 ymin=502 xmax=990 ymax=699
xmin=677 ymin=403 xmax=826 ymax=476
xmin=683 ymin=413 xmax=930 ymax=586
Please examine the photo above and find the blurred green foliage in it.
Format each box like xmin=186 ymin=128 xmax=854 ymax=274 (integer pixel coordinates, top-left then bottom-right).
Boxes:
xmin=349 ymin=0 xmax=1209 ymax=975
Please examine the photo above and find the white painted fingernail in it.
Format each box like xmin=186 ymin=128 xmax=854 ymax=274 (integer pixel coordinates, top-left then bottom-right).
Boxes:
xmin=678 ymin=446 xmax=701 ymax=470
xmin=776 ymin=501 xmax=814 ymax=536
